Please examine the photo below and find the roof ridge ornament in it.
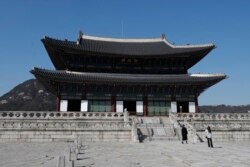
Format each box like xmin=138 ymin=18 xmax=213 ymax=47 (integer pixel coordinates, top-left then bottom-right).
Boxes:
xmin=77 ymin=30 xmax=84 ymax=45
xmin=161 ymin=33 xmax=165 ymax=40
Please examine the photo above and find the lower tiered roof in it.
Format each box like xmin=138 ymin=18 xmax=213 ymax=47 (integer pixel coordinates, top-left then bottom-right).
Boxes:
xmin=31 ymin=68 xmax=226 ymax=95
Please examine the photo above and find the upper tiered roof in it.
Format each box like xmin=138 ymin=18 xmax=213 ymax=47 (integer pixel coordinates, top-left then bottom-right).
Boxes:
xmin=42 ymin=34 xmax=214 ymax=56
xmin=42 ymin=33 xmax=215 ymax=71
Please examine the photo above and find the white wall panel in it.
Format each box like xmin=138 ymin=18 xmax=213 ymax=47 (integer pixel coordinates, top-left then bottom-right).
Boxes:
xmin=189 ymin=102 xmax=196 ymax=113
xmin=116 ymin=101 xmax=123 ymax=113
xmin=81 ymin=100 xmax=88 ymax=112
xmin=171 ymin=101 xmax=177 ymax=113
xmin=136 ymin=101 xmax=143 ymax=115
xmin=60 ymin=100 xmax=68 ymax=112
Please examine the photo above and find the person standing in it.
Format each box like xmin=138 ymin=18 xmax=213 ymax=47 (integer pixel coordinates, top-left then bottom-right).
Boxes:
xmin=181 ymin=125 xmax=188 ymax=144
xmin=137 ymin=128 xmax=143 ymax=143
xmin=205 ymin=126 xmax=213 ymax=148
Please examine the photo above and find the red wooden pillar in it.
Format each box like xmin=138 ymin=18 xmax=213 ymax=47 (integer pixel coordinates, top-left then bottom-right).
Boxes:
xmin=111 ymin=95 xmax=116 ymax=112
xmin=56 ymin=96 xmax=61 ymax=112
xmin=195 ymin=96 xmax=199 ymax=113
xmin=143 ymin=96 xmax=148 ymax=116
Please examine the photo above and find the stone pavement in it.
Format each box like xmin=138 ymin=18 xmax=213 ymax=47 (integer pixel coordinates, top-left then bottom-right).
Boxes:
xmin=84 ymin=141 xmax=250 ymax=167
xmin=0 ymin=142 xmax=68 ymax=167
xmin=0 ymin=141 xmax=249 ymax=167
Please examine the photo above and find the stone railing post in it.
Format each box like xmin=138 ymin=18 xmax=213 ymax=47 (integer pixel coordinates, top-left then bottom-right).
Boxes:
xmin=124 ymin=110 xmax=129 ymax=122
xmin=123 ymin=110 xmax=131 ymax=128
xmin=131 ymin=118 xmax=139 ymax=142
xmin=169 ymin=112 xmax=181 ymax=140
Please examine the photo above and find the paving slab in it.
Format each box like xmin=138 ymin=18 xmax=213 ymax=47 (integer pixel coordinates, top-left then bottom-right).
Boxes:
xmin=0 ymin=141 xmax=249 ymax=167
xmin=0 ymin=142 xmax=70 ymax=167
xmin=85 ymin=141 xmax=250 ymax=167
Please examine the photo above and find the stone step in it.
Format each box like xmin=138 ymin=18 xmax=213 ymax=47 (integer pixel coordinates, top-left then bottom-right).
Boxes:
xmin=141 ymin=117 xmax=161 ymax=124
xmin=151 ymin=136 xmax=178 ymax=141
xmin=137 ymin=123 xmax=164 ymax=128
xmin=160 ymin=117 xmax=172 ymax=124
xmin=139 ymin=128 xmax=150 ymax=136
xmin=136 ymin=117 xmax=179 ymax=142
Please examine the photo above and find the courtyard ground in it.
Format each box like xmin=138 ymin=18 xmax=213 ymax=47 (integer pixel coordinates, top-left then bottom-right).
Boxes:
xmin=0 ymin=140 xmax=249 ymax=167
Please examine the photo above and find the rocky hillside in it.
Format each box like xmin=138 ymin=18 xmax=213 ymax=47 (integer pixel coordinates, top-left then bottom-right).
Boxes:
xmin=0 ymin=79 xmax=249 ymax=112
xmin=0 ymin=79 xmax=56 ymax=111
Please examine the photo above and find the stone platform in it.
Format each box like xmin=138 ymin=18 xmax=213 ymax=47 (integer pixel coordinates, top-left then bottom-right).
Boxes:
xmin=0 ymin=111 xmax=250 ymax=143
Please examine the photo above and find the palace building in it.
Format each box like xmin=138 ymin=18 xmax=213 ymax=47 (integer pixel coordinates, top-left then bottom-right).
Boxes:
xmin=31 ymin=32 xmax=226 ymax=116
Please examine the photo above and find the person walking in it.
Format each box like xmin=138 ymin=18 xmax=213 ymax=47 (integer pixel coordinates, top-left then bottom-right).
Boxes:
xmin=181 ymin=125 xmax=188 ymax=144
xmin=205 ymin=126 xmax=213 ymax=148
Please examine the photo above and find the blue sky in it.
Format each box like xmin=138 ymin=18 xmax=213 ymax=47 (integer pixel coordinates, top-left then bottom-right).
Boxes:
xmin=0 ymin=0 xmax=249 ymax=105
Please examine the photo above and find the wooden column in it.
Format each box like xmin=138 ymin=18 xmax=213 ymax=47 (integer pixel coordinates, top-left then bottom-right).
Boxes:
xmin=111 ymin=95 xmax=116 ymax=112
xmin=195 ymin=96 xmax=199 ymax=113
xmin=56 ymin=96 xmax=61 ymax=112
xmin=143 ymin=96 xmax=148 ymax=116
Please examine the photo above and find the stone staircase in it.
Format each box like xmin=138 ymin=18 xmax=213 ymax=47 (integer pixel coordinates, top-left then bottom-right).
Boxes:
xmin=135 ymin=117 xmax=179 ymax=141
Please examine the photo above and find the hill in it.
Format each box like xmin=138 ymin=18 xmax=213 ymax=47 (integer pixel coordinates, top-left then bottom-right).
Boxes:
xmin=0 ymin=79 xmax=56 ymax=111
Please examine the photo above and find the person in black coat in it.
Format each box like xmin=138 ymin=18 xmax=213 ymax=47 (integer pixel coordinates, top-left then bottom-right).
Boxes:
xmin=181 ymin=125 xmax=188 ymax=144
xmin=137 ymin=128 xmax=144 ymax=143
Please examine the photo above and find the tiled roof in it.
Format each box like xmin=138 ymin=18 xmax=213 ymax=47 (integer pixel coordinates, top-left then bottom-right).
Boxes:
xmin=31 ymin=68 xmax=226 ymax=85
xmin=42 ymin=35 xmax=215 ymax=56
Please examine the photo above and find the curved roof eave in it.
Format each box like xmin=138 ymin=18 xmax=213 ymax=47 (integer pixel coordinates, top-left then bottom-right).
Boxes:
xmin=31 ymin=68 xmax=226 ymax=85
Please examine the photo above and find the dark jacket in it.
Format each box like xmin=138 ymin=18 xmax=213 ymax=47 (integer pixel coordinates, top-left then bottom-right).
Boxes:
xmin=182 ymin=126 xmax=188 ymax=140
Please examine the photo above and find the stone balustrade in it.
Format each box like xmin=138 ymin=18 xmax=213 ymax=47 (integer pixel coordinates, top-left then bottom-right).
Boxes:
xmin=0 ymin=111 xmax=132 ymax=142
xmin=192 ymin=122 xmax=250 ymax=131
xmin=0 ymin=111 xmax=125 ymax=120
xmin=172 ymin=112 xmax=250 ymax=141
xmin=0 ymin=120 xmax=131 ymax=131
xmin=174 ymin=113 xmax=250 ymax=121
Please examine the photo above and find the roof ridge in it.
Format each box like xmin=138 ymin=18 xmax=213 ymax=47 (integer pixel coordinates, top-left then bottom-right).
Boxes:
xmin=82 ymin=34 xmax=163 ymax=43
xmin=81 ymin=34 xmax=215 ymax=48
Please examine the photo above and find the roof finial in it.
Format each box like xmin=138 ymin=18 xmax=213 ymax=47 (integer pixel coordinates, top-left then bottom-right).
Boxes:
xmin=161 ymin=33 xmax=165 ymax=40
xmin=77 ymin=30 xmax=84 ymax=45
xmin=79 ymin=30 xmax=83 ymax=37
